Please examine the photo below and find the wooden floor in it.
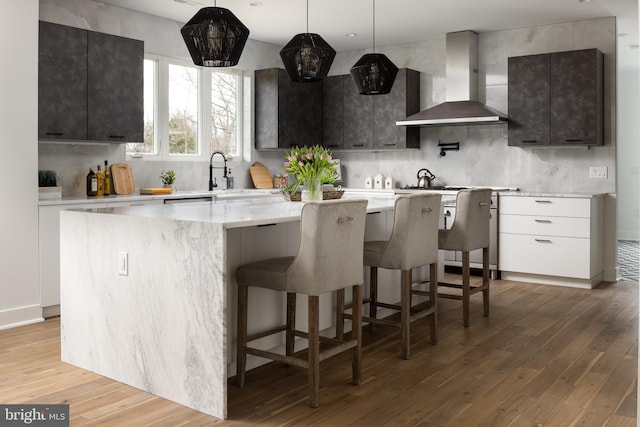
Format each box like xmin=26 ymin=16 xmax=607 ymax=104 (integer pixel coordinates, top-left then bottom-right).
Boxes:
xmin=0 ymin=276 xmax=637 ymax=426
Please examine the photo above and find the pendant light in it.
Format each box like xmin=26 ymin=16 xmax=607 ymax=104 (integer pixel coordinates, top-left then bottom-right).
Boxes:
xmin=280 ymin=0 xmax=336 ymax=82
xmin=181 ymin=1 xmax=250 ymax=67
xmin=350 ymin=0 xmax=398 ymax=95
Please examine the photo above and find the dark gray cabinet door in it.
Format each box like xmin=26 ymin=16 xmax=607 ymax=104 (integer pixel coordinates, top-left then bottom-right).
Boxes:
xmin=87 ymin=31 xmax=144 ymax=142
xmin=343 ymin=76 xmax=373 ymax=149
xmin=255 ymin=68 xmax=323 ymax=149
xmin=373 ymin=68 xmax=420 ymax=149
xmin=322 ymin=75 xmax=345 ymax=150
xmin=550 ymin=49 xmax=603 ymax=146
xmin=507 ymin=54 xmax=550 ymax=146
xmin=38 ymin=21 xmax=88 ymax=140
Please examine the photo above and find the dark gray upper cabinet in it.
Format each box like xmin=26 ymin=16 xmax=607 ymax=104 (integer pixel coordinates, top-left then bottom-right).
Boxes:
xmin=255 ymin=68 xmax=323 ymax=149
xmin=38 ymin=21 xmax=144 ymax=143
xmin=508 ymin=49 xmax=603 ymax=147
xmin=372 ymin=69 xmax=420 ymax=150
xmin=343 ymin=77 xmax=374 ymax=149
xmin=322 ymin=75 xmax=346 ymax=150
xmin=38 ymin=21 xmax=88 ymax=140
xmin=322 ymin=69 xmax=420 ymax=150
xmin=88 ymin=31 xmax=144 ymax=142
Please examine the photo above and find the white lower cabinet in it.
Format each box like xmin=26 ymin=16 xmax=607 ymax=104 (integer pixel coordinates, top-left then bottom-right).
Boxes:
xmin=498 ymin=195 xmax=604 ymax=288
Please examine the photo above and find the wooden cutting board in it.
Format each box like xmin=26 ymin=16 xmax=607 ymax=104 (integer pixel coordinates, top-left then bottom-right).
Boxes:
xmin=250 ymin=162 xmax=273 ymax=189
xmin=111 ymin=163 xmax=135 ymax=195
xmin=140 ymin=188 xmax=172 ymax=195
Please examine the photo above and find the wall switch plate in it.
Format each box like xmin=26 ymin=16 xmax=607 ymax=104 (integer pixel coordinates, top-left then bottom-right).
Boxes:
xmin=589 ymin=166 xmax=608 ymax=179
xmin=118 ymin=251 xmax=128 ymax=276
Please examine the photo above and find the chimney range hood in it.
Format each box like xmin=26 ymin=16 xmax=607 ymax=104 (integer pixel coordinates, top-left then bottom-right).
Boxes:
xmin=396 ymin=31 xmax=508 ymax=127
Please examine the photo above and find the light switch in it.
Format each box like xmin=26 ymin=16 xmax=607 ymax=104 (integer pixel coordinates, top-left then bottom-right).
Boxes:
xmin=118 ymin=251 xmax=128 ymax=276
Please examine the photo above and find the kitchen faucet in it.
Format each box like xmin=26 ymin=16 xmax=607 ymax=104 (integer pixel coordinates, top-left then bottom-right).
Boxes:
xmin=209 ymin=151 xmax=228 ymax=191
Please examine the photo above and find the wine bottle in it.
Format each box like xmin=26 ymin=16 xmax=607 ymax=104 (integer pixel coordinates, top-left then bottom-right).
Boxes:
xmin=103 ymin=160 xmax=111 ymax=196
xmin=96 ymin=165 xmax=104 ymax=197
xmin=86 ymin=168 xmax=97 ymax=197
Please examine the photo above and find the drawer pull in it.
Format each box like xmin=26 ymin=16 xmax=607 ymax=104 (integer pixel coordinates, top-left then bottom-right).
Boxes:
xmin=534 ymin=200 xmax=552 ymax=204
xmin=535 ymin=238 xmax=552 ymax=243
xmin=534 ymin=219 xmax=552 ymax=223
xmin=521 ymin=140 xmax=538 ymax=143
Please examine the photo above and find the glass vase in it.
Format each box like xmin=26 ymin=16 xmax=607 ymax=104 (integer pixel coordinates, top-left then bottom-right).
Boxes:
xmin=301 ymin=177 xmax=322 ymax=202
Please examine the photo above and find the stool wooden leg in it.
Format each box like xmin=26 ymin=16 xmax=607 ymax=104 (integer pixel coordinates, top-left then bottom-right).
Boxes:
xmin=483 ymin=247 xmax=490 ymax=317
xmin=351 ymin=284 xmax=363 ymax=385
xmin=308 ymin=295 xmax=320 ymax=408
xmin=429 ymin=262 xmax=438 ymax=345
xmin=462 ymin=251 xmax=470 ymax=327
xmin=236 ymin=285 xmax=248 ymax=387
xmin=369 ymin=266 xmax=378 ymax=333
xmin=336 ymin=289 xmax=345 ymax=341
xmin=286 ymin=293 xmax=296 ymax=358
xmin=401 ymin=269 xmax=412 ymax=359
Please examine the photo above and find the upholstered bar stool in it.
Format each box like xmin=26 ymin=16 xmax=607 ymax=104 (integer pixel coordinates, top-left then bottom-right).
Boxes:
xmin=438 ymin=188 xmax=491 ymax=327
xmin=339 ymin=193 xmax=441 ymax=360
xmin=235 ymin=199 xmax=367 ymax=408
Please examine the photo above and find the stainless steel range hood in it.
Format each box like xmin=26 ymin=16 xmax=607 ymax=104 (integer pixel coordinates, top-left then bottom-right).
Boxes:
xmin=396 ymin=31 xmax=507 ymax=127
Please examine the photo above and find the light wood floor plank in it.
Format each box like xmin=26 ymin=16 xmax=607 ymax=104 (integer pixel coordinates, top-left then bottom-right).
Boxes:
xmin=0 ymin=277 xmax=636 ymax=425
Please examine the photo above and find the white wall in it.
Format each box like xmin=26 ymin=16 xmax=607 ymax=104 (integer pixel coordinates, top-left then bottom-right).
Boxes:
xmin=0 ymin=0 xmax=42 ymax=329
xmin=616 ymin=70 xmax=640 ymax=241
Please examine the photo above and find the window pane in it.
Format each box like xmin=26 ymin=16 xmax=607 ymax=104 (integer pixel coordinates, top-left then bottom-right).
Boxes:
xmin=211 ymin=71 xmax=239 ymax=156
xmin=169 ymin=63 xmax=199 ymax=155
xmin=127 ymin=58 xmax=156 ymax=154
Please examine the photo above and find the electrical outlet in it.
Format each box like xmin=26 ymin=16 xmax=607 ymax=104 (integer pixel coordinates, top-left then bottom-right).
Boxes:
xmin=589 ymin=166 xmax=608 ymax=179
xmin=118 ymin=251 xmax=128 ymax=276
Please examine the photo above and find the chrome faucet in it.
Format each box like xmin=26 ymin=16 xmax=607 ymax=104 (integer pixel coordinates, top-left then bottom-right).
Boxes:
xmin=209 ymin=151 xmax=228 ymax=191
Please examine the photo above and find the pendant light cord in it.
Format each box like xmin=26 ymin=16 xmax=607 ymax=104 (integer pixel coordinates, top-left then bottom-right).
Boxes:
xmin=306 ymin=0 xmax=309 ymax=33
xmin=372 ymin=0 xmax=376 ymax=53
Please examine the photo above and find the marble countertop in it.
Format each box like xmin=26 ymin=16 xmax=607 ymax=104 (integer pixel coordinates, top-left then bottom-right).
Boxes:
xmin=498 ymin=191 xmax=608 ymax=198
xmin=77 ymin=193 xmax=398 ymax=229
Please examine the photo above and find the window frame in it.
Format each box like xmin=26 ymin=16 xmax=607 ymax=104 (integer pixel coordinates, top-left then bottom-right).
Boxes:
xmin=127 ymin=53 xmax=244 ymax=162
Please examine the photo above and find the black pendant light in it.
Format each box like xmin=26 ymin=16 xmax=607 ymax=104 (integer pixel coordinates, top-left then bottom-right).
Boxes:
xmin=181 ymin=2 xmax=250 ymax=67
xmin=350 ymin=0 xmax=398 ymax=95
xmin=280 ymin=0 xmax=336 ymax=82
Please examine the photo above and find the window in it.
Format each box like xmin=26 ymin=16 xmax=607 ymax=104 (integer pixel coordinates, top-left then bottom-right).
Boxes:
xmin=127 ymin=55 xmax=243 ymax=160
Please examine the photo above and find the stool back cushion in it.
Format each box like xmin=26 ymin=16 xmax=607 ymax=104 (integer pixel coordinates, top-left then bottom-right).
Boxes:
xmin=439 ymin=188 xmax=491 ymax=251
xmin=380 ymin=194 xmax=441 ymax=270
xmin=288 ymin=199 xmax=368 ymax=296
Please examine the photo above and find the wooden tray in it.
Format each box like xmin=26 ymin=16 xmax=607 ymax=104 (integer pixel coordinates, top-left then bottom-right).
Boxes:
xmin=250 ymin=162 xmax=273 ymax=189
xmin=111 ymin=163 xmax=135 ymax=195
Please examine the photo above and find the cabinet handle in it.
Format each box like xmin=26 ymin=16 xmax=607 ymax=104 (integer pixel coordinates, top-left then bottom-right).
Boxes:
xmin=534 ymin=200 xmax=552 ymax=204
xmin=534 ymin=219 xmax=552 ymax=223
xmin=565 ymin=139 xmax=582 ymax=143
xmin=46 ymin=132 xmax=64 ymax=136
xmin=535 ymin=238 xmax=552 ymax=243
xmin=367 ymin=211 xmax=381 ymax=215
xmin=352 ymin=144 xmax=365 ymax=147
xmin=109 ymin=135 xmax=125 ymax=139
xmin=521 ymin=140 xmax=538 ymax=143
xmin=257 ymin=223 xmax=277 ymax=227
xmin=326 ymin=144 xmax=338 ymax=148
xmin=383 ymin=143 xmax=396 ymax=147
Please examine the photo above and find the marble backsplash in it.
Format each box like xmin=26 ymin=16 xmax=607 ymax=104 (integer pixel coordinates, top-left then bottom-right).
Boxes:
xmin=38 ymin=0 xmax=616 ymax=197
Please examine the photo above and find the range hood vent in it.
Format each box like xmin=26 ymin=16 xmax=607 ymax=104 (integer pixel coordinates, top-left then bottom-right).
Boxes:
xmin=396 ymin=31 xmax=507 ymax=127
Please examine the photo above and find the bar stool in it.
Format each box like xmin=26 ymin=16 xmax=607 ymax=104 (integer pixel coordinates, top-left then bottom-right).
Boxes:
xmin=438 ymin=188 xmax=491 ymax=327
xmin=235 ymin=199 xmax=367 ymax=408
xmin=338 ymin=193 xmax=441 ymax=360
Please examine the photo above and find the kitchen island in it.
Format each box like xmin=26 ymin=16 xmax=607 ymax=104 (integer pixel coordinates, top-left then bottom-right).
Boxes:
xmin=60 ymin=193 xmax=416 ymax=419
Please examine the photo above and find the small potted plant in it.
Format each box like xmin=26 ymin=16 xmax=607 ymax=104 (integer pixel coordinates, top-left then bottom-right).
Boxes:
xmin=38 ymin=169 xmax=62 ymax=199
xmin=160 ymin=170 xmax=176 ymax=189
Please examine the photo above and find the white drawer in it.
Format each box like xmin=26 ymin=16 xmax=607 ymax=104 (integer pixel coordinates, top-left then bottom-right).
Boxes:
xmin=499 ymin=214 xmax=590 ymax=238
xmin=500 ymin=196 xmax=590 ymax=218
xmin=499 ymin=233 xmax=591 ymax=279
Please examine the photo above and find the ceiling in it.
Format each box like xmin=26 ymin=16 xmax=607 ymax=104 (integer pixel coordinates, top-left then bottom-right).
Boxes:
xmin=100 ymin=0 xmax=639 ymax=70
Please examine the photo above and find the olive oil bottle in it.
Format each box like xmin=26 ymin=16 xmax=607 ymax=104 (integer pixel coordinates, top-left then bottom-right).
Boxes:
xmin=96 ymin=165 xmax=105 ymax=197
xmin=103 ymin=160 xmax=111 ymax=196
xmin=86 ymin=168 xmax=97 ymax=197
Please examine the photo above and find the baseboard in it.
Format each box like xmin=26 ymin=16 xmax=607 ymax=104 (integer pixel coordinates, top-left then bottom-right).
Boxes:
xmin=500 ymin=271 xmax=602 ymax=289
xmin=618 ymin=233 xmax=639 ymax=241
xmin=0 ymin=305 xmax=44 ymax=330
xmin=42 ymin=305 xmax=60 ymax=318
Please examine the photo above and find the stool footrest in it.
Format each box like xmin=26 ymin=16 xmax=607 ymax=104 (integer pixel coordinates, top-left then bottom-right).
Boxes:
xmin=247 ymin=325 xmax=287 ymax=342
